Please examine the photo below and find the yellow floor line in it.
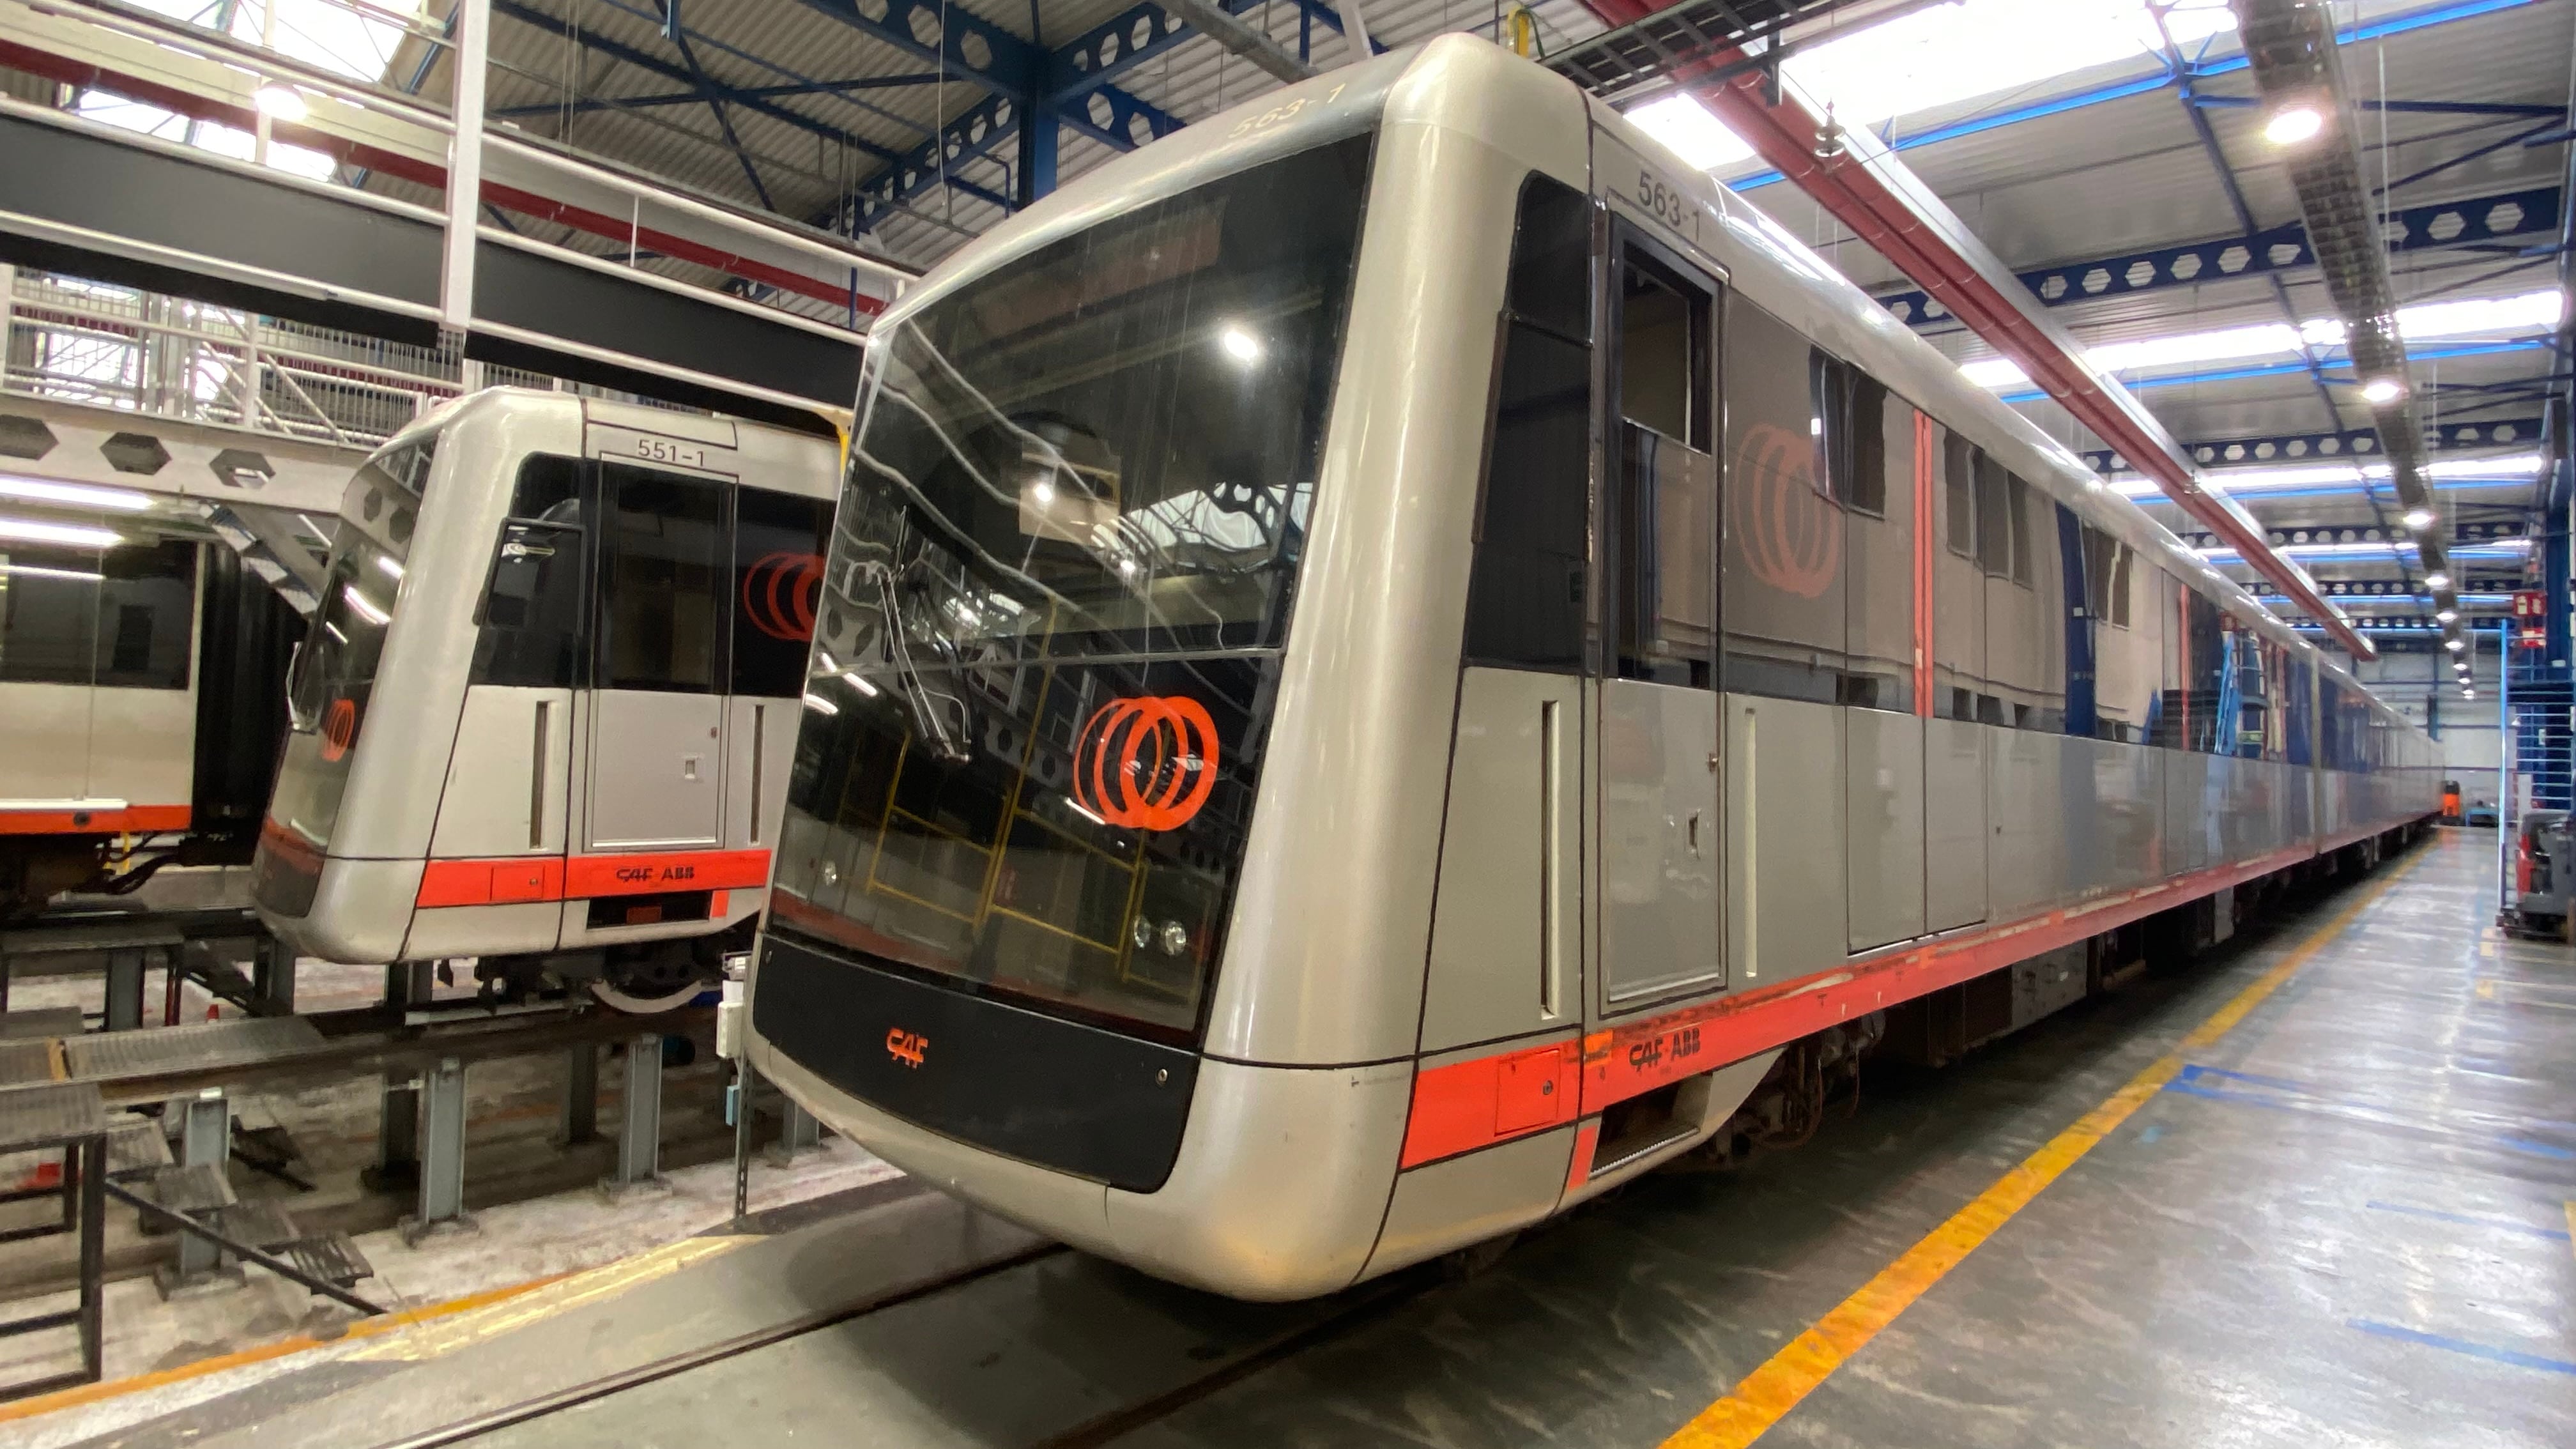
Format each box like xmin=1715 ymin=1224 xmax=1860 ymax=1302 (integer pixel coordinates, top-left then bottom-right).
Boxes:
xmin=1660 ymin=844 xmax=2434 ymax=1449
xmin=0 ymin=1232 xmax=756 ymax=1425
xmin=2564 ymin=1203 xmax=2574 ymax=1262
xmin=0 ymin=1275 xmax=566 ymax=1425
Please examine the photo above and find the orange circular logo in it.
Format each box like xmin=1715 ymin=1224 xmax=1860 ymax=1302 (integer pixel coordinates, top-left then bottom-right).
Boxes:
xmin=320 ymin=697 xmax=358 ymax=762
xmin=1072 ymin=696 xmax=1218 ymax=832
xmin=741 ymin=551 xmax=824 ymax=642
xmin=1733 ymin=422 xmax=1842 ymax=599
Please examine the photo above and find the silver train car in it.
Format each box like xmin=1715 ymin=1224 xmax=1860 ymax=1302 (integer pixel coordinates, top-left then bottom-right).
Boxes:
xmin=250 ymin=390 xmax=839 ymax=1009
xmin=3 ymin=491 xmax=298 ymax=917
xmin=746 ymin=39 xmax=2441 ymax=1298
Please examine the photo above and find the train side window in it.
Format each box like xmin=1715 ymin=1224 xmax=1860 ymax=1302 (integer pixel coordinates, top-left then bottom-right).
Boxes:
xmin=1972 ymin=452 xmax=2010 ymax=577
xmin=595 ymin=462 xmax=727 ymax=693
xmin=1611 ymin=238 xmax=1716 ymax=686
xmin=0 ymin=539 xmax=195 ymax=690
xmin=474 ymin=454 xmax=590 ymax=689
xmin=1809 ymin=351 xmax=1887 ymax=514
xmin=2109 ymin=541 xmax=2133 ymax=627
xmin=1943 ymin=434 xmax=1975 ymax=558
xmin=1465 ymin=174 xmax=1596 ymax=674
xmin=733 ymin=489 xmax=834 ymax=696
xmin=1506 ymin=172 xmax=1592 ymax=342
xmin=1618 ymin=264 xmax=1703 ymax=447
xmin=2005 ymin=474 xmax=2034 ymax=587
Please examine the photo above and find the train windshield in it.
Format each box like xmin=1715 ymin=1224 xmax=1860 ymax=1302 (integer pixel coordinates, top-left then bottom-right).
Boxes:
xmin=266 ymin=436 xmax=431 ymax=864
xmin=771 ymin=134 xmax=1373 ymax=1041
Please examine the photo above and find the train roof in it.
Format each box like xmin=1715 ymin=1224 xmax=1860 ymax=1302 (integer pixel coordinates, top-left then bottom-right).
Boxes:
xmin=866 ymin=36 xmax=2419 ymax=735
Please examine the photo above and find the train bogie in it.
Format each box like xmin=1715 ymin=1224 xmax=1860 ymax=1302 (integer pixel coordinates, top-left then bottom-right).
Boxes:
xmin=746 ymin=38 xmax=2439 ymax=1300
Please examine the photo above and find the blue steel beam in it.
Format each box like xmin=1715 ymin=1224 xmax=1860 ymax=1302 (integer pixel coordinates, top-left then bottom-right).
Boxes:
xmin=2077 ymin=418 xmax=2545 ymax=474
xmin=662 ymin=9 xmax=776 ymax=210
xmin=1053 ymin=0 xmax=1364 ymax=109
xmin=1877 ymin=186 xmax=2561 ymax=328
xmin=1991 ymin=340 xmax=2549 ymax=405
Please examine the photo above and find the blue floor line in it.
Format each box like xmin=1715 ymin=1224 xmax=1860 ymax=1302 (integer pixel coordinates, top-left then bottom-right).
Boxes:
xmin=2163 ymin=1082 xmax=2576 ymax=1162
xmin=2347 ymin=1319 xmax=2576 ymax=1376
xmin=2363 ymin=1200 xmax=2574 ymax=1240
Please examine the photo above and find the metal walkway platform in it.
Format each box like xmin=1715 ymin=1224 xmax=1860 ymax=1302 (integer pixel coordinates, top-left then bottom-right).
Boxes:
xmin=31 ymin=831 xmax=2569 ymax=1449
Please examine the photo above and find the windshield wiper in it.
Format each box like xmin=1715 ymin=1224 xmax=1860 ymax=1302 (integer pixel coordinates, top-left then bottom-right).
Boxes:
xmin=856 ymin=559 xmax=974 ymax=763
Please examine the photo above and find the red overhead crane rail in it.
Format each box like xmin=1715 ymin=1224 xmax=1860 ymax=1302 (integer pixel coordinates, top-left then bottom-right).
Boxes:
xmin=1582 ymin=0 xmax=2373 ymax=660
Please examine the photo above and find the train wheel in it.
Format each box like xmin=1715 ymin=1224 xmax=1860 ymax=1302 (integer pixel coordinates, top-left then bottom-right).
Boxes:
xmin=590 ymin=944 xmax=711 ymax=1014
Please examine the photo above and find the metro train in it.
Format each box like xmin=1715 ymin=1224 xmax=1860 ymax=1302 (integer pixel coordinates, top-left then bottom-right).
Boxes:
xmin=249 ymin=390 xmax=840 ymax=1010
xmin=744 ymin=38 xmax=2441 ymax=1300
xmin=1 ymin=475 xmax=298 ymax=918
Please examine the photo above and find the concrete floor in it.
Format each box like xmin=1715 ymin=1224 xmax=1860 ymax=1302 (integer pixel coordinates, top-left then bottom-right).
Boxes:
xmin=21 ymin=829 xmax=2572 ymax=1448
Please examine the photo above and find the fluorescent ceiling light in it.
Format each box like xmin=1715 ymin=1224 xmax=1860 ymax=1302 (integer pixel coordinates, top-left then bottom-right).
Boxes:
xmin=0 ymin=562 xmax=104 ymax=582
xmin=802 ymin=692 xmax=839 ymax=715
xmin=0 ymin=476 xmax=154 ymax=512
xmin=2436 ymin=609 xmax=2458 ymax=622
xmin=2444 ymin=638 xmax=2465 ymax=652
xmin=339 ymin=583 xmax=389 ymax=626
xmin=2263 ymin=105 xmax=2324 ymax=146
xmin=840 ymin=671 xmax=881 ymax=697
xmin=1961 ymin=290 xmax=2565 ymax=390
xmin=0 ymin=516 xmax=123 ymax=548
xmin=1627 ymin=0 xmax=2237 ymax=176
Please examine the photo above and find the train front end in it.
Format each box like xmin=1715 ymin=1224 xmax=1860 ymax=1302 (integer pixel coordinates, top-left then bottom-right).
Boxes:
xmin=254 ymin=390 xmax=837 ymax=1009
xmin=748 ymin=40 xmax=1594 ymax=1298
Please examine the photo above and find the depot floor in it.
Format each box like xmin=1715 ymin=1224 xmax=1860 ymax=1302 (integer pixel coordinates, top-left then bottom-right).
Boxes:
xmin=20 ymin=828 xmax=2574 ymax=1449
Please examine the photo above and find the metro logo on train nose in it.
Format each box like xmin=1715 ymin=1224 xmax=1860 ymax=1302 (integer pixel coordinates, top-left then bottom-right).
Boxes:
xmin=884 ymin=1028 xmax=928 ymax=1068
xmin=1073 ymin=696 xmax=1219 ymax=832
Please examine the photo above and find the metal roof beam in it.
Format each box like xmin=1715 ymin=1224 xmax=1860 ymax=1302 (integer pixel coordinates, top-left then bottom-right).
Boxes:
xmin=1876 ymin=186 xmax=2564 ymax=330
xmin=1722 ymin=0 xmax=2554 ymax=191
xmin=487 ymin=0 xmax=908 ymax=165
xmin=2078 ymin=418 xmax=2547 ymax=475
xmin=1051 ymin=1 xmax=1361 ymax=108
xmin=491 ymin=73 xmax=946 ymax=119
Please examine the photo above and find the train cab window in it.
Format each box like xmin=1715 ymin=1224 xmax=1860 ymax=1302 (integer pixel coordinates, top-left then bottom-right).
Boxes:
xmin=1466 ymin=174 xmax=1595 ymax=675
xmin=1944 ymin=434 xmax=1976 ymax=558
xmin=1809 ymin=351 xmax=1887 ymax=514
xmin=473 ymin=454 xmax=590 ymax=689
xmin=732 ymin=489 xmax=832 ymax=696
xmin=1611 ymin=238 xmax=1716 ymax=686
xmin=595 ymin=463 xmax=726 ymax=693
xmin=0 ymin=539 xmax=196 ymax=689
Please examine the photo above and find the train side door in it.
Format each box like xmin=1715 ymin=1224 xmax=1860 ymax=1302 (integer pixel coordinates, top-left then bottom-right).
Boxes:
xmin=1596 ymin=224 xmax=1724 ymax=1013
xmin=585 ymin=463 xmax=730 ymax=853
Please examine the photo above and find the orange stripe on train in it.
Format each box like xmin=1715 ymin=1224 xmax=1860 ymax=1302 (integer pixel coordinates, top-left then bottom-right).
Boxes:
xmin=414 ymin=848 xmax=770 ymax=908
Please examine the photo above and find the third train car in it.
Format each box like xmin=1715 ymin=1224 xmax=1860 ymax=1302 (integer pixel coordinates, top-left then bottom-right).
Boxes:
xmin=746 ymin=37 xmax=2440 ymax=1300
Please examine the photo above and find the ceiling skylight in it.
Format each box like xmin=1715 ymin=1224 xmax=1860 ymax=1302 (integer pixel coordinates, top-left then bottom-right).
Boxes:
xmin=1627 ymin=0 xmax=2239 ymax=174
xmin=1961 ymin=289 xmax=2566 ymax=389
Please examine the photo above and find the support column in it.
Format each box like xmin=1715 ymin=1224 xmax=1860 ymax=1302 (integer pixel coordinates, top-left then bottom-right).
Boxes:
xmin=170 ymin=1090 xmax=230 ymax=1284
xmin=364 ymin=963 xmax=433 ymax=1190
xmin=1014 ymin=96 xmax=1058 ymax=208
xmin=557 ymin=1043 xmax=599 ymax=1147
xmin=250 ymin=935 xmax=295 ymax=1016
xmin=102 ymin=951 xmax=145 ymax=1032
xmin=402 ymin=1057 xmax=474 ymax=1243
xmin=438 ymin=0 xmax=492 ymax=335
xmin=765 ymin=1096 xmax=821 ymax=1167
xmin=602 ymin=1035 xmax=666 ymax=1197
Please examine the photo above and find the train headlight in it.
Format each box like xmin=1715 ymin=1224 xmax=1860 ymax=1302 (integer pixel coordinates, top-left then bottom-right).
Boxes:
xmin=1159 ymin=921 xmax=1190 ymax=956
xmin=1132 ymin=917 xmax=1154 ymax=952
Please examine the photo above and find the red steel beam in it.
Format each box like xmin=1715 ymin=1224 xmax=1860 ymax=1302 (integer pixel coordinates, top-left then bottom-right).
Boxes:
xmin=1581 ymin=1 xmax=2372 ymax=659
